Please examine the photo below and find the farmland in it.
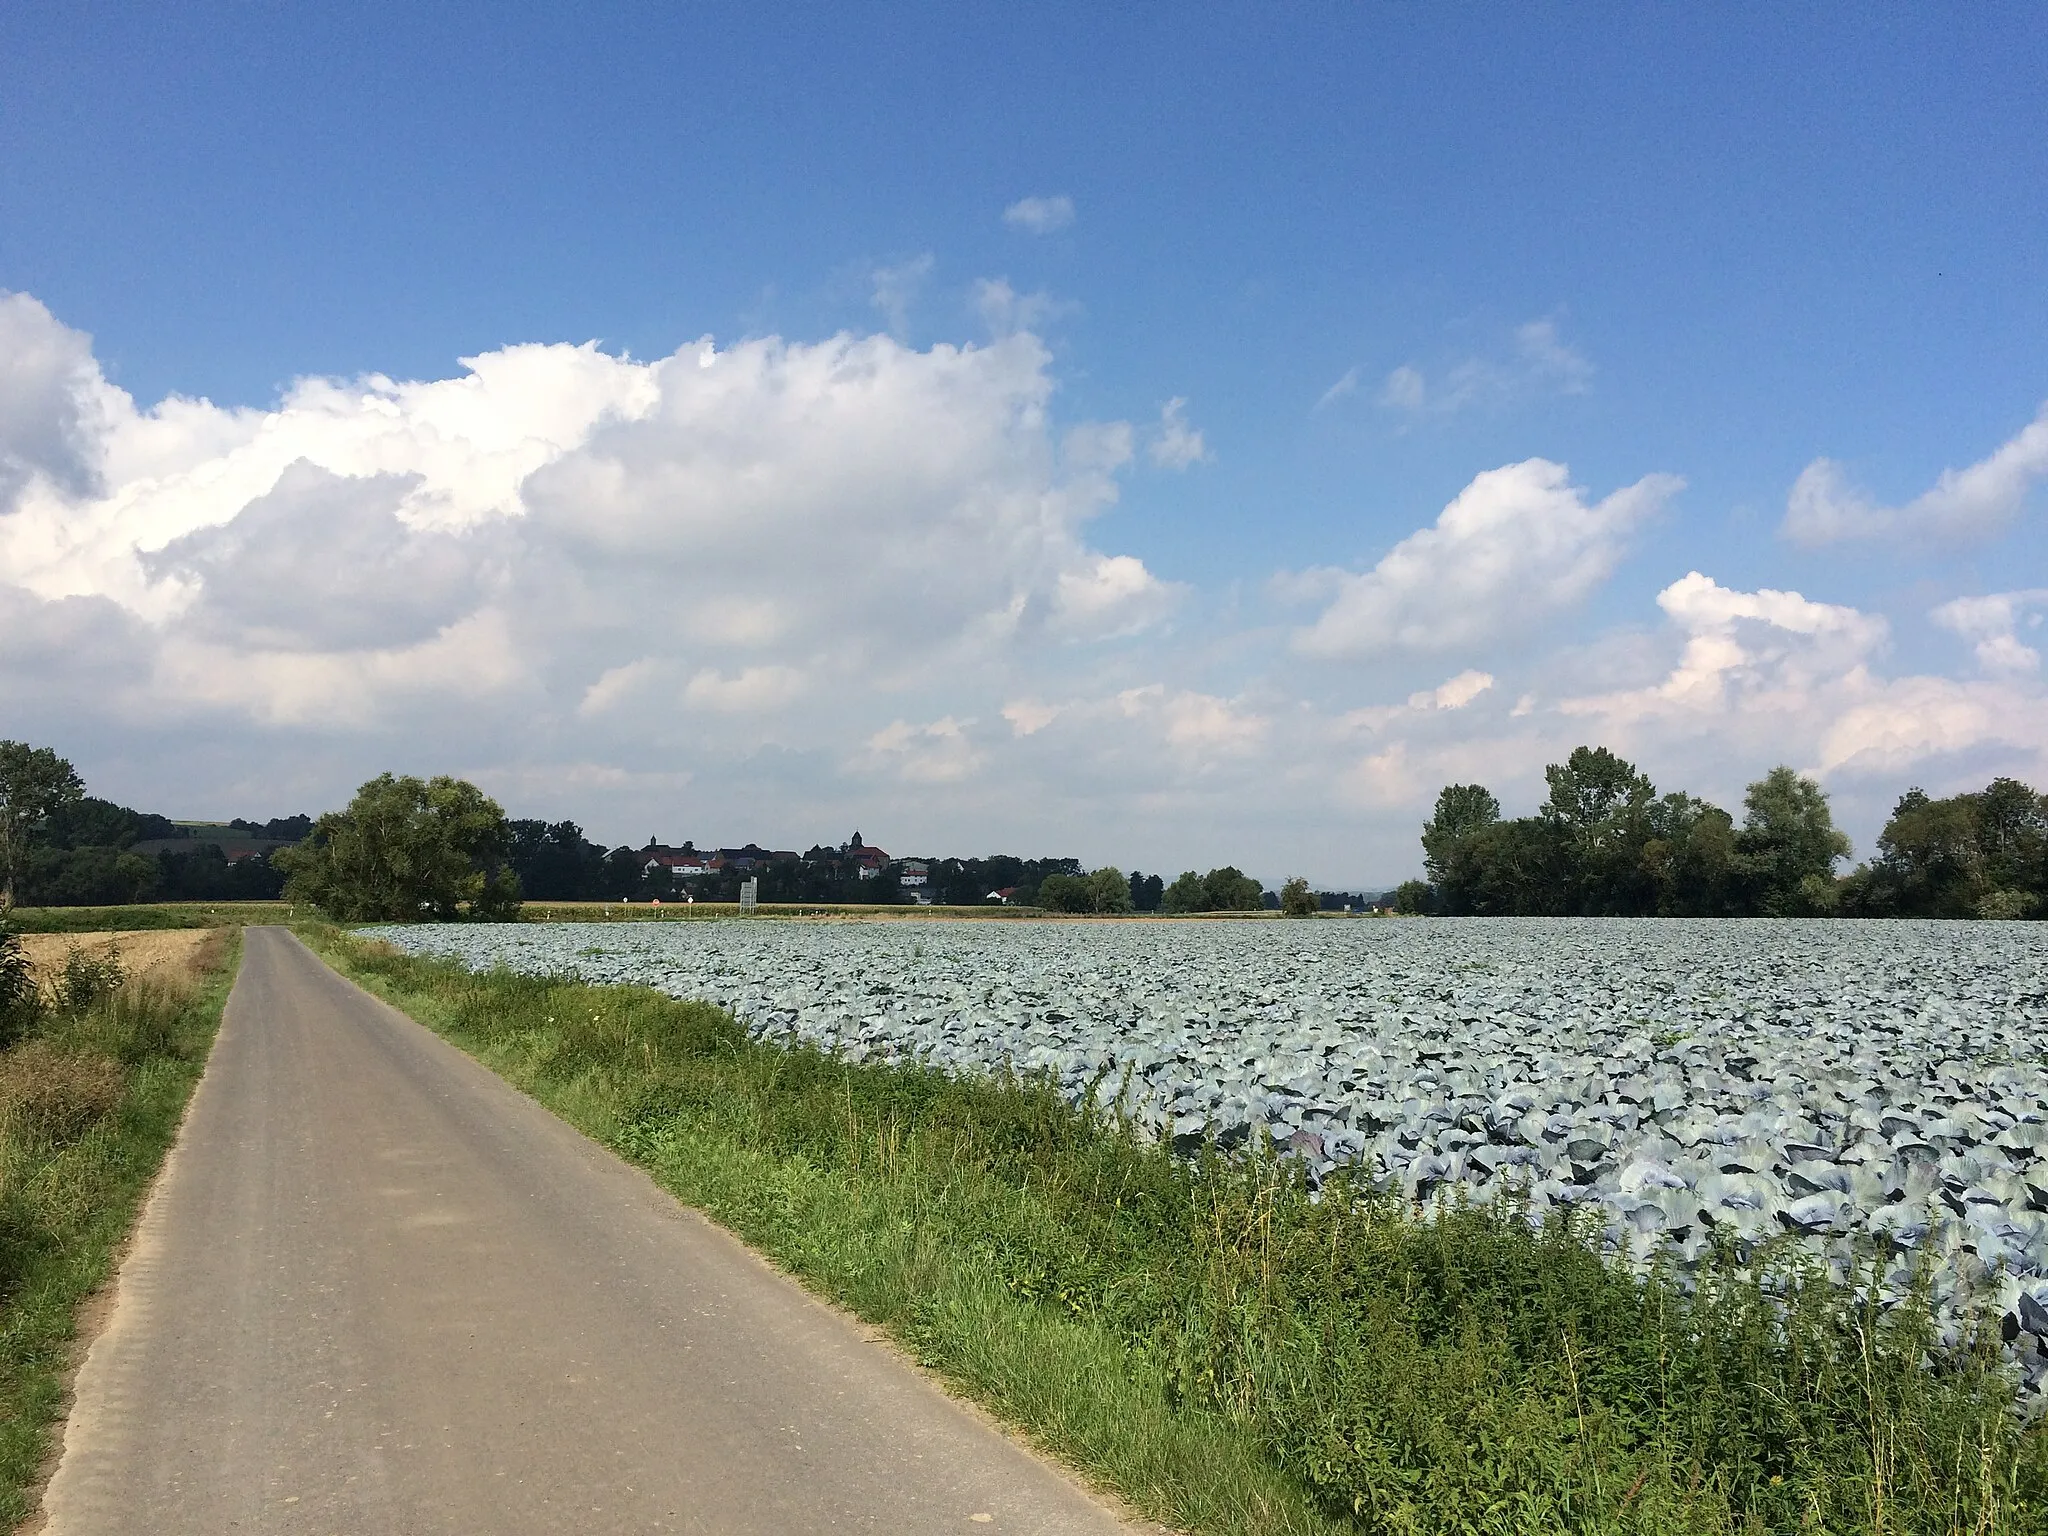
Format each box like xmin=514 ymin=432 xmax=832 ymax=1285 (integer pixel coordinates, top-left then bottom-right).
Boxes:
xmin=372 ymin=915 xmax=2048 ymax=1376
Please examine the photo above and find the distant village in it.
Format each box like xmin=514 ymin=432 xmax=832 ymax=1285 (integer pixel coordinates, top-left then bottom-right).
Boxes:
xmin=632 ymin=834 xmax=965 ymax=904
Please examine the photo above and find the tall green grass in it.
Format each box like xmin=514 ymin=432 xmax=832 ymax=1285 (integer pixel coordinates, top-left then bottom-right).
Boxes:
xmin=0 ymin=928 xmax=237 ymax=1527
xmin=313 ymin=927 xmax=2048 ymax=1536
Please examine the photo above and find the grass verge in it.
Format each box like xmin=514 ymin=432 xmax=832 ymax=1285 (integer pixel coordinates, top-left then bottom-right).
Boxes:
xmin=0 ymin=925 xmax=238 ymax=1528
xmin=307 ymin=924 xmax=2048 ymax=1536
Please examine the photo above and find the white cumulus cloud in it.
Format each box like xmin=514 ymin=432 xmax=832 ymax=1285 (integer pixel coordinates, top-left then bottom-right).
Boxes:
xmin=1290 ymin=459 xmax=1680 ymax=657
xmin=1931 ymin=589 xmax=2048 ymax=675
xmin=1782 ymin=401 xmax=2048 ymax=546
xmin=0 ymin=293 xmax=1185 ymax=831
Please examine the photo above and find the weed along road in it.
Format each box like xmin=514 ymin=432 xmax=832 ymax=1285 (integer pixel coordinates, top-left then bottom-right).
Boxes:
xmin=41 ymin=928 xmax=1135 ymax=1535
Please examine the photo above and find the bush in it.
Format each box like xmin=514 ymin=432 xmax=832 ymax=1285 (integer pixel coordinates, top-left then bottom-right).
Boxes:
xmin=1278 ymin=877 xmax=1315 ymax=917
xmin=55 ymin=942 xmax=124 ymax=1014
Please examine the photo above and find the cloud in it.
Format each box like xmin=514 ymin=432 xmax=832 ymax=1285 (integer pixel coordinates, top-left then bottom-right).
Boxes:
xmin=1149 ymin=397 xmax=1210 ymax=469
xmin=1002 ymin=195 xmax=1075 ymax=235
xmin=972 ymin=278 xmax=1073 ymax=338
xmin=0 ymin=293 xmax=1183 ymax=804
xmin=1051 ymin=553 xmax=1184 ymax=640
xmin=1001 ymin=699 xmax=1061 ymax=737
xmin=1290 ymin=459 xmax=1681 ymax=657
xmin=1931 ymin=589 xmax=2048 ymax=675
xmin=1115 ymin=685 xmax=1268 ymax=756
xmin=0 ymin=291 xmax=116 ymax=504
xmin=1565 ymin=572 xmax=1887 ymax=724
xmin=1410 ymin=670 xmax=1494 ymax=710
xmin=10 ymin=291 xmax=2046 ymax=887
xmin=870 ymin=253 xmax=935 ymax=336
xmin=684 ymin=664 xmax=809 ymax=713
xmin=1315 ymin=366 xmax=1361 ymax=412
xmin=149 ymin=462 xmax=497 ymax=651
xmin=1377 ymin=318 xmax=1593 ymax=417
xmin=860 ymin=716 xmax=983 ymax=783
xmin=1781 ymin=401 xmax=2048 ymax=546
xmin=1556 ymin=572 xmax=2048 ymax=789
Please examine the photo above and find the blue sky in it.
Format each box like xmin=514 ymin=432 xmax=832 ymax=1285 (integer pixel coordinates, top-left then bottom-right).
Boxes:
xmin=2 ymin=4 xmax=2045 ymax=883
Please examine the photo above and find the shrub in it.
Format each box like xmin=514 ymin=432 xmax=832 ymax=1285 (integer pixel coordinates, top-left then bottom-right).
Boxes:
xmin=56 ymin=942 xmax=124 ymax=1014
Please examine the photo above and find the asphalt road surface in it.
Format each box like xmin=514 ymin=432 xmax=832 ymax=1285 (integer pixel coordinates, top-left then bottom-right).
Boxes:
xmin=41 ymin=927 xmax=1136 ymax=1535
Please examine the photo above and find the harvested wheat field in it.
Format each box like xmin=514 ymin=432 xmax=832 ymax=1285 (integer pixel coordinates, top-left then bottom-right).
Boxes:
xmin=18 ymin=929 xmax=217 ymax=987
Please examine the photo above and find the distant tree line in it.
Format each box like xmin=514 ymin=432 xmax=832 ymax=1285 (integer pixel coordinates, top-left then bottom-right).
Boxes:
xmin=1401 ymin=744 xmax=2046 ymax=920
xmin=0 ymin=741 xmax=304 ymax=908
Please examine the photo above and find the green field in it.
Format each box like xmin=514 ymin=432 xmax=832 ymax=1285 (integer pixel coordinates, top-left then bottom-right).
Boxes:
xmin=307 ymin=922 xmax=2046 ymax=1536
xmin=2 ymin=903 xmax=295 ymax=933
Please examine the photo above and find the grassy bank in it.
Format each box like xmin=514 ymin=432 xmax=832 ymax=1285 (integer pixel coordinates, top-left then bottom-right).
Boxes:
xmin=4 ymin=902 xmax=291 ymax=933
xmin=0 ymin=925 xmax=237 ymax=1527
xmin=310 ymin=925 xmax=2046 ymax=1536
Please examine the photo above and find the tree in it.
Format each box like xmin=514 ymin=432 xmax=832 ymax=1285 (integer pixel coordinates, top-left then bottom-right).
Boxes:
xmin=0 ymin=742 xmax=85 ymax=909
xmin=1035 ymin=872 xmax=1093 ymax=913
xmin=1641 ymin=793 xmax=1740 ymax=916
xmin=1421 ymin=784 xmax=1501 ymax=885
xmin=1160 ymin=871 xmax=1207 ymax=914
xmin=1843 ymin=779 xmax=2046 ymax=918
xmin=1085 ymin=866 xmax=1135 ymax=914
xmin=1279 ymin=876 xmax=1316 ymax=917
xmin=1541 ymin=746 xmax=1657 ymax=914
xmin=1973 ymin=777 xmax=2048 ymax=899
xmin=1127 ymin=871 xmax=1164 ymax=912
xmin=1736 ymin=766 xmax=1849 ymax=915
xmin=1200 ymin=866 xmax=1265 ymax=912
xmin=277 ymin=773 xmax=521 ymax=921
xmin=505 ymin=819 xmax=609 ymax=900
xmin=1392 ymin=879 xmax=1432 ymax=914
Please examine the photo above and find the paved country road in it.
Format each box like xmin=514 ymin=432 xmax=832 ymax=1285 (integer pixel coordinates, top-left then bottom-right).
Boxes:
xmin=39 ymin=928 xmax=1139 ymax=1535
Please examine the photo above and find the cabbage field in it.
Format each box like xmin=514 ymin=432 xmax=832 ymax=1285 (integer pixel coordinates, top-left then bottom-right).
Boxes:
xmin=366 ymin=915 xmax=2048 ymax=1381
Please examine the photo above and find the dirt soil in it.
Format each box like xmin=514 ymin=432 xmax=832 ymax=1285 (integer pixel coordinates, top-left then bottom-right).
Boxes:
xmin=18 ymin=931 xmax=215 ymax=988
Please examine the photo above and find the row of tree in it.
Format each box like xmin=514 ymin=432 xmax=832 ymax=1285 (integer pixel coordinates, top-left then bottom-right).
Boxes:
xmin=1402 ymin=745 xmax=2046 ymax=920
xmin=0 ymin=742 xmax=303 ymax=907
xmin=15 ymin=733 xmax=2040 ymax=923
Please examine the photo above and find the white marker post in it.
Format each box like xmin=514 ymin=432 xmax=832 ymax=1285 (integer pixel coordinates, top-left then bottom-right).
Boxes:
xmin=739 ymin=877 xmax=758 ymax=915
